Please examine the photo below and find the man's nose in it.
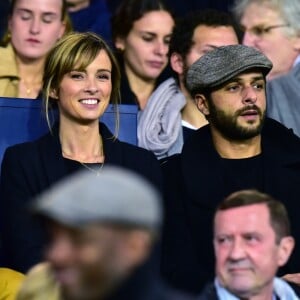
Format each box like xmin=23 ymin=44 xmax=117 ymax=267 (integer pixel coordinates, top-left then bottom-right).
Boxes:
xmin=242 ymin=86 xmax=258 ymax=105
xmin=228 ymin=239 xmax=246 ymax=261
xmin=242 ymin=31 xmax=257 ymax=48
xmin=45 ymin=236 xmax=75 ymax=265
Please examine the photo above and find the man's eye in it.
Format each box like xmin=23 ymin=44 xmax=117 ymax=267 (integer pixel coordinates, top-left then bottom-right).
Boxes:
xmin=253 ymin=27 xmax=265 ymax=36
xmin=253 ymin=82 xmax=265 ymax=90
xmin=244 ymin=234 xmax=260 ymax=243
xmin=216 ymin=236 xmax=231 ymax=244
xmin=226 ymin=85 xmax=240 ymax=92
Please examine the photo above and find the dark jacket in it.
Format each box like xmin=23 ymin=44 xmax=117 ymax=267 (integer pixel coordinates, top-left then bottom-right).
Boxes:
xmin=161 ymin=118 xmax=300 ymax=294
xmin=0 ymin=123 xmax=161 ymax=272
xmin=197 ymin=281 xmax=300 ymax=299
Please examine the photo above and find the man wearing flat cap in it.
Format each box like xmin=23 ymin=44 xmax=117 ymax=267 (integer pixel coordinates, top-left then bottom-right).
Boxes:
xmin=161 ymin=45 xmax=300 ymax=295
xmin=17 ymin=167 xmax=193 ymax=300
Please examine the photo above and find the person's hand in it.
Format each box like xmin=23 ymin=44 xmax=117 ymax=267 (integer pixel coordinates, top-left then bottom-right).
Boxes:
xmin=282 ymin=273 xmax=300 ymax=285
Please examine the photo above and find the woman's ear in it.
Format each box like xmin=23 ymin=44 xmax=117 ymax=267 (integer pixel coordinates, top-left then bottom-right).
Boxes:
xmin=195 ymin=94 xmax=209 ymax=116
xmin=115 ymin=37 xmax=125 ymax=51
xmin=50 ymin=89 xmax=59 ymax=99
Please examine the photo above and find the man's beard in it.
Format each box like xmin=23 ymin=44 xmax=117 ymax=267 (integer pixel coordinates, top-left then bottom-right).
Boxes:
xmin=207 ymin=100 xmax=265 ymax=140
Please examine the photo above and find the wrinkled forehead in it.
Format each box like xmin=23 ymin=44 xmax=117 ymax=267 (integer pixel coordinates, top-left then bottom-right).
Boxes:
xmin=241 ymin=2 xmax=283 ymax=26
xmin=214 ymin=204 xmax=272 ymax=234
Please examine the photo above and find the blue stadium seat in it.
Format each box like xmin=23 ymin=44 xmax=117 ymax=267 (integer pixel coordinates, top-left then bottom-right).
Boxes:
xmin=0 ymin=97 xmax=137 ymax=165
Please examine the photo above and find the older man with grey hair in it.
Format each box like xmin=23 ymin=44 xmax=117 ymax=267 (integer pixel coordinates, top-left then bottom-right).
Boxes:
xmin=161 ymin=44 xmax=300 ymax=295
xmin=232 ymin=0 xmax=300 ymax=137
xmin=17 ymin=167 xmax=192 ymax=300
xmin=198 ymin=189 xmax=299 ymax=299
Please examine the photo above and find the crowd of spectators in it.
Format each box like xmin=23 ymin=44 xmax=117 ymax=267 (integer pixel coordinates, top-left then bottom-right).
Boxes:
xmin=0 ymin=1 xmax=300 ymax=300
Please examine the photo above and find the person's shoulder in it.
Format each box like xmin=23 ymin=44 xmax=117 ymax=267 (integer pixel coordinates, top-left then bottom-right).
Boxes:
xmin=181 ymin=124 xmax=212 ymax=159
xmin=119 ymin=140 xmax=158 ymax=160
xmin=2 ymin=131 xmax=53 ymax=163
xmin=287 ymin=281 xmax=300 ymax=298
xmin=161 ymin=286 xmax=197 ymax=300
xmin=16 ymin=262 xmax=60 ymax=300
xmin=4 ymin=132 xmax=51 ymax=153
xmin=0 ymin=267 xmax=25 ymax=300
xmin=184 ymin=124 xmax=211 ymax=147
xmin=0 ymin=43 xmax=13 ymax=55
xmin=196 ymin=283 xmax=218 ymax=300
xmin=268 ymin=63 xmax=300 ymax=85
xmin=160 ymin=154 xmax=181 ymax=167
xmin=150 ymin=279 xmax=196 ymax=300
xmin=4 ymin=140 xmax=37 ymax=158
xmin=0 ymin=43 xmax=17 ymax=75
xmin=263 ymin=118 xmax=300 ymax=147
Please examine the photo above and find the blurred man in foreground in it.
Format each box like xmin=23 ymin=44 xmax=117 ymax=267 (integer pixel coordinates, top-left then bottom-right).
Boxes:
xmin=17 ymin=167 xmax=191 ymax=300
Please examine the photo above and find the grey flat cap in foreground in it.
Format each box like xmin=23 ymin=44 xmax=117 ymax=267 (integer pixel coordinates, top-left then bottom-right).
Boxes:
xmin=186 ymin=44 xmax=273 ymax=93
xmin=32 ymin=167 xmax=162 ymax=231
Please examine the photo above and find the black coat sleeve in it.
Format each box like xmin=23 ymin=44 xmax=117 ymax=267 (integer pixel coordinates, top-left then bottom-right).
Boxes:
xmin=0 ymin=146 xmax=46 ymax=273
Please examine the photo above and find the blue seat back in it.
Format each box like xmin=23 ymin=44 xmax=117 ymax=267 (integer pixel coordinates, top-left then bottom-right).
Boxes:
xmin=0 ymin=97 xmax=137 ymax=165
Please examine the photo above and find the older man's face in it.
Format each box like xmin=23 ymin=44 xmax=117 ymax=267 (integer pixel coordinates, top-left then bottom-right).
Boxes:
xmin=240 ymin=2 xmax=300 ymax=79
xmin=45 ymin=223 xmax=137 ymax=300
xmin=214 ymin=203 xmax=289 ymax=298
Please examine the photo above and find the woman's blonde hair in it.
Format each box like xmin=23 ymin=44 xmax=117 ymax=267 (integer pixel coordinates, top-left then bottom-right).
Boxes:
xmin=42 ymin=31 xmax=121 ymax=137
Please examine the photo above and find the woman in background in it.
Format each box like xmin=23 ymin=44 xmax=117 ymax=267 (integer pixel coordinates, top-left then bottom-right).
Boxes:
xmin=112 ymin=0 xmax=174 ymax=110
xmin=112 ymin=0 xmax=184 ymax=159
xmin=0 ymin=0 xmax=70 ymax=98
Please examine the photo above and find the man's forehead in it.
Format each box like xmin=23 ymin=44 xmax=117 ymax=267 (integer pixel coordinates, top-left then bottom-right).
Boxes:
xmin=225 ymin=71 xmax=265 ymax=83
xmin=215 ymin=203 xmax=270 ymax=226
xmin=241 ymin=2 xmax=282 ymax=25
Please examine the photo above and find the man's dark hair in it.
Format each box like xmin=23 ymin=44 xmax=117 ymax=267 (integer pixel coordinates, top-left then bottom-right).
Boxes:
xmin=216 ymin=189 xmax=291 ymax=244
xmin=169 ymin=9 xmax=240 ymax=60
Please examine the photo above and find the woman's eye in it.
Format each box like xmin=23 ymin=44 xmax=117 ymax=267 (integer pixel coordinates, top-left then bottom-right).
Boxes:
xmin=70 ymin=72 xmax=84 ymax=79
xmin=164 ymin=37 xmax=171 ymax=45
xmin=142 ymin=36 xmax=154 ymax=42
xmin=97 ymin=73 xmax=111 ymax=80
xmin=42 ymin=16 xmax=54 ymax=24
xmin=20 ymin=12 xmax=31 ymax=20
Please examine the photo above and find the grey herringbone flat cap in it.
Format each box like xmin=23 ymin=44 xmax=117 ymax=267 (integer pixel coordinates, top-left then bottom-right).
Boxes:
xmin=32 ymin=167 xmax=162 ymax=231
xmin=186 ymin=44 xmax=273 ymax=93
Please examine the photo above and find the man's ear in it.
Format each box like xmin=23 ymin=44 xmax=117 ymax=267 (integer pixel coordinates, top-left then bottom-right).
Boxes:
xmin=170 ymin=52 xmax=184 ymax=75
xmin=277 ymin=236 xmax=295 ymax=267
xmin=195 ymin=94 xmax=209 ymax=116
xmin=115 ymin=36 xmax=125 ymax=51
